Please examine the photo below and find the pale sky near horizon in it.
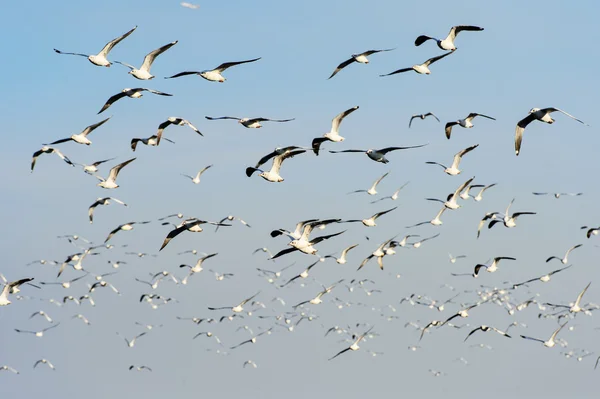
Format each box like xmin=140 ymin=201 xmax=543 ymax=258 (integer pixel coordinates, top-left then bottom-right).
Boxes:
xmin=1 ymin=1 xmax=599 ymax=398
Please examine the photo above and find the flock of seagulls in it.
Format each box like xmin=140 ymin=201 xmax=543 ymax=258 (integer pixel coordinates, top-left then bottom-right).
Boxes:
xmin=3 ymin=7 xmax=598 ymax=391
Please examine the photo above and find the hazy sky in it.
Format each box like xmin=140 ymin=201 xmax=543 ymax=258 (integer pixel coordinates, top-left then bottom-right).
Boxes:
xmin=1 ymin=0 xmax=599 ymax=397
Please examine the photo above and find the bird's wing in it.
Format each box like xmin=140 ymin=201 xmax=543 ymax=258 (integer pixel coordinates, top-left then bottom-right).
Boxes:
xmin=341 ymin=244 xmax=359 ymax=258
xmin=328 ymin=57 xmax=356 ymax=79
xmin=81 ymin=116 xmax=111 ymax=136
xmin=141 ymin=41 xmax=178 ymax=72
xmin=214 ymin=58 xmax=261 ymax=72
xmin=199 ymin=165 xmax=213 ymax=175
xmin=53 ymin=49 xmax=89 ymax=58
xmin=205 ymin=116 xmax=241 ymax=121
xmin=425 ymin=161 xmax=446 ymax=169
xmin=372 ymin=206 xmax=397 ymax=220
xmin=49 ymin=138 xmax=73 ymax=145
xmin=566 ymin=244 xmax=583 ymax=256
xmin=546 ymin=108 xmax=587 ymax=125
xmin=159 ymin=222 xmax=198 ymax=251
xmin=445 ymin=122 xmax=458 ymax=139
xmin=107 ymin=158 xmax=136 ymax=182
xmin=469 ymin=113 xmax=495 ymax=121
xmin=328 ymin=347 xmax=351 ymax=361
xmin=146 ymin=89 xmax=173 ymax=96
xmin=380 ymin=67 xmax=412 ymax=77
xmin=270 ymin=247 xmax=298 ymax=260
xmin=370 ymin=172 xmax=389 ymax=191
xmin=414 ymin=35 xmax=435 ymax=46
xmin=254 ymin=117 xmax=294 ymax=123
xmin=426 ymin=112 xmax=441 ymax=122
xmin=452 ymin=25 xmax=484 ymax=38
xmin=112 ymin=60 xmax=136 ymax=70
xmin=514 ymin=113 xmax=537 ymax=156
xmin=408 ymin=115 xmax=418 ymax=128
xmin=271 ymin=150 xmax=306 ymax=174
xmin=473 ymin=264 xmax=486 ymax=276
xmin=452 ymin=144 xmax=479 ymax=168
xmin=310 ymin=230 xmax=346 ymax=245
xmin=98 ymin=26 xmax=137 ymax=57
xmin=464 ymin=327 xmax=481 ymax=341
xmin=254 ymin=149 xmax=278 ymax=168
xmin=379 ymin=144 xmax=427 ymax=154
xmin=424 ymin=51 xmax=453 ymax=66
xmin=549 ymin=323 xmax=568 ymax=341
xmin=451 ymin=176 xmax=475 ymax=199
xmin=98 ymin=92 xmax=128 ymax=114
xmin=311 ymin=137 xmax=330 ymax=156
xmin=532 ymin=192 xmax=548 ymax=196
xmin=574 ymin=282 xmax=591 ymax=307
xmin=165 ymin=71 xmax=201 ymax=79
xmin=331 ymin=106 xmax=359 ymax=133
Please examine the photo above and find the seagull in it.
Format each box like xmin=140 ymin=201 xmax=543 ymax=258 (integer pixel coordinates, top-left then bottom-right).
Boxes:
xmin=230 ymin=328 xmax=273 ymax=349
xmin=546 ymin=244 xmax=583 ymax=264
xmin=72 ymin=314 xmax=91 ymax=325
xmin=414 ymin=25 xmax=484 ymax=51
xmin=358 ymin=235 xmax=398 ymax=271
xmin=324 ymin=244 xmax=359 ymax=264
xmin=545 ymin=282 xmax=591 ymax=314
xmin=271 ymin=230 xmax=345 ymax=259
xmin=370 ymin=182 xmax=409 ymax=204
xmin=0 ymin=366 xmax=19 ymax=374
xmin=33 ymin=359 xmax=55 ymax=370
xmin=445 ymin=113 xmax=495 ymax=139
xmin=114 ymin=41 xmax=178 ymax=80
xmin=409 ymin=113 xmax=440 ymax=128
xmin=470 ymin=183 xmax=497 ymax=201
xmin=253 ymin=247 xmax=274 ymax=259
xmin=380 ymin=52 xmax=453 ymax=76
xmin=293 ymin=280 xmax=342 ymax=309
xmin=205 ymin=116 xmax=294 ymax=128
xmin=406 ymin=206 xmax=447 ymax=227
xmin=429 ymin=176 xmax=475 ymax=210
xmin=328 ymin=49 xmax=394 ymax=79
xmin=426 ymin=144 xmax=479 ymax=175
xmin=118 ymin=332 xmax=147 ymax=348
xmin=166 ymin=58 xmax=261 ymax=82
xmin=180 ymin=253 xmax=218 ymax=274
xmin=311 ymin=106 xmax=359 ymax=155
xmin=29 ymin=311 xmax=53 ymax=323
xmin=131 ymin=134 xmax=175 ymax=151
xmin=533 ymin=192 xmax=583 ymax=199
xmin=182 ymin=165 xmax=213 ymax=184
xmin=345 ymin=207 xmax=397 ymax=227
xmin=48 ymin=117 xmax=111 ymax=146
xmin=31 ymin=146 xmax=74 ymax=172
xmin=74 ymin=158 xmax=116 ymax=175
xmin=512 ymin=265 xmax=572 ymax=288
xmin=129 ymin=365 xmax=152 ymax=372
xmin=515 ymin=108 xmax=588 ymax=155
xmin=329 ymin=326 xmax=373 ymax=360
xmin=243 ymin=360 xmax=257 ymax=369
xmin=156 ymin=117 xmax=202 ymax=144
xmin=442 ymin=303 xmax=485 ymax=325
xmin=270 ymin=218 xmax=320 ymax=240
xmin=246 ymin=149 xmax=306 ymax=183
xmin=521 ymin=322 xmax=568 ymax=348
xmin=216 ymin=215 xmax=251 ymax=231
xmin=53 ymin=26 xmax=137 ymax=67
xmin=472 ymin=257 xmax=517 ymax=277
xmin=348 ymin=172 xmax=389 ymax=195
xmin=280 ymin=260 xmax=321 ymax=287
xmin=208 ymin=292 xmax=260 ymax=313
xmin=420 ymin=320 xmax=443 ymax=341
xmin=0 ymin=278 xmax=35 ymax=306
xmin=104 ymin=221 xmax=150 ymax=243
xmin=95 ymin=158 xmax=136 ymax=189
xmin=159 ymin=219 xmax=231 ymax=250
xmin=464 ymin=325 xmax=511 ymax=341
xmin=449 ymin=253 xmax=467 ymax=264
xmin=330 ymin=144 xmax=427 ymax=163
xmin=581 ymin=226 xmax=600 ymax=239
xmin=98 ymin=88 xmax=172 ymax=114
xmin=411 ymin=234 xmax=440 ymax=248
xmin=488 ymin=198 xmax=536 ymax=229
xmin=14 ymin=323 xmax=60 ymax=337
xmin=88 ymin=197 xmax=127 ymax=223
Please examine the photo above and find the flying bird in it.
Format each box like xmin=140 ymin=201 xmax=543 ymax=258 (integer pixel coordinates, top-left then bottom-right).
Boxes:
xmin=488 ymin=198 xmax=536 ymax=229
xmin=14 ymin=323 xmax=60 ymax=337
xmin=426 ymin=144 xmax=479 ymax=175
xmin=348 ymin=172 xmax=389 ymax=195
xmin=380 ymin=52 xmax=453 ymax=76
xmin=329 ymin=144 xmax=427 ymax=163
xmin=328 ymin=49 xmax=394 ymax=79
xmin=215 ymin=215 xmax=251 ymax=231
xmin=104 ymin=221 xmax=150 ymax=243
xmin=48 ymin=117 xmax=111 ymax=146
xmin=205 ymin=116 xmax=294 ymax=128
xmin=515 ymin=108 xmax=588 ymax=156
xmin=114 ymin=41 xmax=178 ymax=80
xmin=409 ymin=113 xmax=440 ymax=128
xmin=131 ymin=135 xmax=174 ymax=151
xmin=464 ymin=326 xmax=511 ymax=342
xmin=1 ymin=278 xmax=35 ymax=306
xmin=370 ymin=182 xmax=409 ymax=204
xmin=545 ymin=282 xmax=591 ymax=314
xmin=470 ymin=183 xmax=497 ymax=201
xmin=98 ymin=88 xmax=172 ymax=114
xmin=33 ymin=359 xmax=55 ymax=370
xmin=445 ymin=113 xmax=495 ymax=139
xmin=546 ymin=244 xmax=583 ymax=264
xmin=345 ymin=207 xmax=397 ymax=227
xmin=166 ymin=58 xmax=261 ymax=82
xmin=156 ymin=117 xmax=202 ymax=144
xmin=323 ymin=244 xmax=359 ymax=265
xmin=95 ymin=158 xmax=136 ymax=189
xmin=74 ymin=158 xmax=116 ymax=175
xmin=31 ymin=146 xmax=74 ymax=172
xmin=512 ymin=265 xmax=572 ymax=289
xmin=118 ymin=332 xmax=147 ymax=348
xmin=53 ymin=26 xmax=137 ymax=67
xmin=246 ymin=149 xmax=306 ymax=183
xmin=329 ymin=327 xmax=373 ymax=360
xmin=533 ymin=192 xmax=583 ymax=199
xmin=159 ymin=219 xmax=231 ymax=251
xmin=414 ymin=25 xmax=484 ymax=51
xmin=208 ymin=292 xmax=260 ymax=313
xmin=182 ymin=165 xmax=213 ymax=184
xmin=88 ymin=197 xmax=127 ymax=223
xmin=311 ymin=106 xmax=359 ymax=155
xmin=521 ymin=322 xmax=568 ymax=348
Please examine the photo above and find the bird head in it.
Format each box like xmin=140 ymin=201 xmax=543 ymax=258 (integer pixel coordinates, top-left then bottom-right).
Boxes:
xmin=529 ymin=108 xmax=541 ymax=114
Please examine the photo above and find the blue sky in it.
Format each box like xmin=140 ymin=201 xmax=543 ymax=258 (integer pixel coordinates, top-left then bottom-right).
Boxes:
xmin=1 ymin=0 xmax=599 ymax=397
